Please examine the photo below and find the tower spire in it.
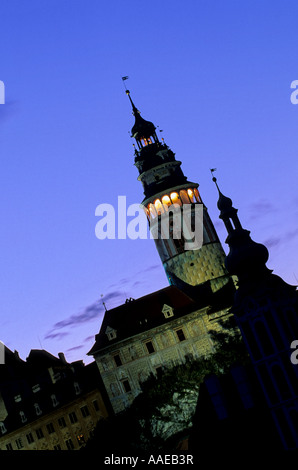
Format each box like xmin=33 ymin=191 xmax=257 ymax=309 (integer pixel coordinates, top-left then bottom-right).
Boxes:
xmin=124 ymin=88 xmax=230 ymax=290
xmin=212 ymin=175 xmax=270 ymax=281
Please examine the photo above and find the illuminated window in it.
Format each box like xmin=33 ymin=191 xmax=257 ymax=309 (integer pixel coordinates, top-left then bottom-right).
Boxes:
xmin=148 ymin=203 xmax=157 ymax=219
xmin=187 ymin=189 xmax=196 ymax=203
xmin=77 ymin=434 xmax=85 ymax=446
xmin=162 ymin=195 xmax=172 ymax=211
xmin=154 ymin=198 xmax=164 ymax=215
xmin=179 ymin=190 xmax=190 ymax=204
xmin=194 ymin=188 xmax=201 ymax=202
xmin=170 ymin=192 xmax=181 ymax=206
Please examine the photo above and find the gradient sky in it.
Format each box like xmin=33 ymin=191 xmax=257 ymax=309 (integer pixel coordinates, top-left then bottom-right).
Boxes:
xmin=0 ymin=0 xmax=297 ymax=364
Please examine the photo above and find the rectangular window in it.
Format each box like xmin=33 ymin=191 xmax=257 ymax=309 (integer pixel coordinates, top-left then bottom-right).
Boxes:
xmin=176 ymin=328 xmax=186 ymax=342
xmin=36 ymin=428 xmax=44 ymax=439
xmin=26 ymin=432 xmax=34 ymax=444
xmin=58 ymin=417 xmax=66 ymax=428
xmin=145 ymin=341 xmax=155 ymax=354
xmin=15 ymin=438 xmax=24 ymax=449
xmin=53 ymin=444 xmax=62 ymax=450
xmin=6 ymin=443 xmax=13 ymax=450
xmin=93 ymin=400 xmax=99 ymax=411
xmin=122 ymin=379 xmax=131 ymax=393
xmin=80 ymin=405 xmax=90 ymax=418
xmin=69 ymin=411 xmax=78 ymax=424
xmin=46 ymin=423 xmax=55 ymax=434
xmin=65 ymin=438 xmax=75 ymax=450
xmin=113 ymin=354 xmax=122 ymax=367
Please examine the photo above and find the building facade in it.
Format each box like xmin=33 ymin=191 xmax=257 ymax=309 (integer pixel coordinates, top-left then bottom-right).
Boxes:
xmin=89 ymin=282 xmax=234 ymax=414
xmin=0 ymin=348 xmax=110 ymax=450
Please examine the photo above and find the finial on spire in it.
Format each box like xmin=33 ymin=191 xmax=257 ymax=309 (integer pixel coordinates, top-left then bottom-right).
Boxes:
xmin=101 ymin=294 xmax=107 ymax=312
xmin=122 ymin=76 xmax=140 ymax=116
xmin=210 ymin=168 xmax=221 ymax=192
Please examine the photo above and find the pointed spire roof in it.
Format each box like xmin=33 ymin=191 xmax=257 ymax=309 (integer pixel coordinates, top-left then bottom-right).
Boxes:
xmin=125 ymin=89 xmax=157 ymax=140
xmin=211 ymin=171 xmax=269 ymax=280
xmin=211 ymin=172 xmax=233 ymax=214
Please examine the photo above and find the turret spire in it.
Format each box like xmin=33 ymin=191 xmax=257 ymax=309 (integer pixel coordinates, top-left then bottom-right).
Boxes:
xmin=212 ymin=173 xmax=269 ymax=281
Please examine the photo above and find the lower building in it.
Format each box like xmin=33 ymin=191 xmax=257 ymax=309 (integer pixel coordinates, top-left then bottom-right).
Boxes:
xmin=88 ymin=281 xmax=235 ymax=414
xmin=0 ymin=349 xmax=111 ymax=450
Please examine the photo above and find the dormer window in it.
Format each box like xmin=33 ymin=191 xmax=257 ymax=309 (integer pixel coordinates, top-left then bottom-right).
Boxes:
xmin=34 ymin=403 xmax=42 ymax=416
xmin=74 ymin=382 xmax=81 ymax=395
xmin=20 ymin=411 xmax=27 ymax=423
xmin=162 ymin=304 xmax=174 ymax=319
xmin=105 ymin=326 xmax=117 ymax=341
xmin=0 ymin=422 xmax=7 ymax=434
xmin=51 ymin=394 xmax=59 ymax=407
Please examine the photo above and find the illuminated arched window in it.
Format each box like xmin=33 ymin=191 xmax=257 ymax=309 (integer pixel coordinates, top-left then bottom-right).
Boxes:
xmin=194 ymin=188 xmax=201 ymax=202
xmin=170 ymin=192 xmax=181 ymax=206
xmin=187 ymin=188 xmax=196 ymax=203
xmin=161 ymin=195 xmax=171 ymax=211
xmin=154 ymin=199 xmax=164 ymax=215
xmin=179 ymin=190 xmax=190 ymax=204
xmin=148 ymin=203 xmax=157 ymax=219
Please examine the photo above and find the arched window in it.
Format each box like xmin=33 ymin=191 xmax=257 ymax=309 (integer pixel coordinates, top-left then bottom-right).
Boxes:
xmin=187 ymin=188 xmax=196 ymax=203
xmin=161 ymin=195 xmax=171 ymax=211
xmin=179 ymin=190 xmax=190 ymax=204
xmin=170 ymin=192 xmax=181 ymax=206
xmin=154 ymin=199 xmax=164 ymax=215
xmin=34 ymin=403 xmax=42 ymax=416
xmin=194 ymin=188 xmax=201 ymax=202
xmin=148 ymin=203 xmax=157 ymax=219
xmin=20 ymin=411 xmax=27 ymax=423
xmin=0 ymin=422 xmax=7 ymax=434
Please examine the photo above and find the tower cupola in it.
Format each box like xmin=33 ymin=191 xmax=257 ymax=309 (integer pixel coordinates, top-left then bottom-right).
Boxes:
xmin=126 ymin=89 xmax=159 ymax=149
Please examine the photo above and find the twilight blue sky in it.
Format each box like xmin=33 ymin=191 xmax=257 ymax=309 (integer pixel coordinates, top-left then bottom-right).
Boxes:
xmin=0 ymin=0 xmax=297 ymax=364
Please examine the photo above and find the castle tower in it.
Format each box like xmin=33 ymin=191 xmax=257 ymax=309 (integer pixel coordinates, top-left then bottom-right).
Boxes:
xmin=213 ymin=175 xmax=298 ymax=450
xmin=125 ymin=89 xmax=229 ymax=291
